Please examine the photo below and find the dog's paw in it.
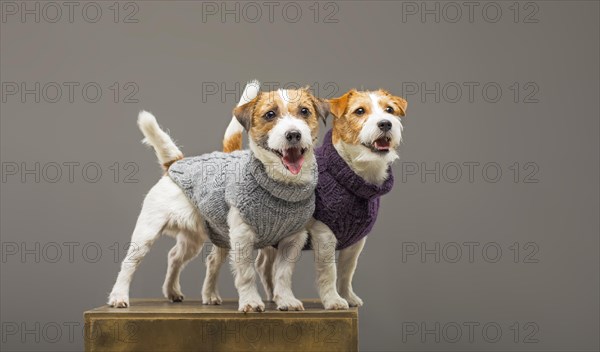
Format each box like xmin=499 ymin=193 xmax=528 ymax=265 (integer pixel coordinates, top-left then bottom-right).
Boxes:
xmin=202 ymin=291 xmax=223 ymax=305
xmin=322 ymin=295 xmax=350 ymax=310
xmin=341 ymin=291 xmax=363 ymax=307
xmin=238 ymin=296 xmax=265 ymax=313
xmin=167 ymin=293 xmax=184 ymax=303
xmin=275 ymin=295 xmax=304 ymax=311
xmin=108 ymin=293 xmax=130 ymax=308
xmin=163 ymin=286 xmax=184 ymax=303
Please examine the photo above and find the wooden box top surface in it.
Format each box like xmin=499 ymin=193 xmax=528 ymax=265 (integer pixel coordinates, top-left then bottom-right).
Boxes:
xmin=85 ymin=299 xmax=358 ymax=319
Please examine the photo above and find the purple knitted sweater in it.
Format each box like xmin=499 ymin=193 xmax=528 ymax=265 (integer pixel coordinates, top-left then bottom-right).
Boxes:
xmin=312 ymin=130 xmax=394 ymax=250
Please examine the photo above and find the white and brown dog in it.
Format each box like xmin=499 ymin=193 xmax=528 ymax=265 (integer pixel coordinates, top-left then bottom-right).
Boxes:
xmin=108 ymin=83 xmax=328 ymax=312
xmin=213 ymin=84 xmax=407 ymax=309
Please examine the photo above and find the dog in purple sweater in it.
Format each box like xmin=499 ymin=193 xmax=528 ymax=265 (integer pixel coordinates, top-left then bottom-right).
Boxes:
xmin=202 ymin=85 xmax=407 ymax=310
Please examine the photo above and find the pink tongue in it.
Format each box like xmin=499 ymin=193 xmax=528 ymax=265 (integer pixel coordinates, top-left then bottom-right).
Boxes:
xmin=374 ymin=138 xmax=390 ymax=150
xmin=282 ymin=148 xmax=304 ymax=175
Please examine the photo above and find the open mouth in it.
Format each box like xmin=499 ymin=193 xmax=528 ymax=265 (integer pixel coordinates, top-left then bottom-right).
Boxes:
xmin=364 ymin=136 xmax=391 ymax=153
xmin=272 ymin=147 xmax=307 ymax=175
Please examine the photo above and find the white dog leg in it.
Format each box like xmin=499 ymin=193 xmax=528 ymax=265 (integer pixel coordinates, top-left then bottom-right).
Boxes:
xmin=337 ymin=237 xmax=366 ymax=307
xmin=228 ymin=207 xmax=264 ymax=312
xmin=108 ymin=196 xmax=169 ymax=308
xmin=202 ymin=244 xmax=228 ymax=305
xmin=162 ymin=232 xmax=204 ymax=302
xmin=272 ymin=230 xmax=307 ymax=311
xmin=310 ymin=221 xmax=349 ymax=310
xmin=255 ymin=247 xmax=276 ymax=301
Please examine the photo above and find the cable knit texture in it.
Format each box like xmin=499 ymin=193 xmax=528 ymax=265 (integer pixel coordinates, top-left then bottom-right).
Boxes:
xmin=168 ymin=150 xmax=317 ymax=249
xmin=312 ymin=130 xmax=394 ymax=250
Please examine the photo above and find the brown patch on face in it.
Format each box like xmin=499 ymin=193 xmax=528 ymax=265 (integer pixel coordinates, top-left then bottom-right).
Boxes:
xmin=292 ymin=88 xmax=322 ymax=143
xmin=248 ymin=91 xmax=278 ymax=147
xmin=376 ymin=89 xmax=408 ymax=116
xmin=329 ymin=90 xmax=371 ymax=145
xmin=235 ymin=89 xmax=323 ymax=149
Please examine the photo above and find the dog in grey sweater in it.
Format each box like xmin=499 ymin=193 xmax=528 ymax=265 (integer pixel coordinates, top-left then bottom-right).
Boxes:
xmin=168 ymin=150 xmax=317 ymax=249
xmin=108 ymin=83 xmax=329 ymax=312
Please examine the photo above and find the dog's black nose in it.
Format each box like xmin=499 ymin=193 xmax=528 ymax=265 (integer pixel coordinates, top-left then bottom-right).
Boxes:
xmin=285 ymin=130 xmax=302 ymax=143
xmin=377 ymin=120 xmax=392 ymax=132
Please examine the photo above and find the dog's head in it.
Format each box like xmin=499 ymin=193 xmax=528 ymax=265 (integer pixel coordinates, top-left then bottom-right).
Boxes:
xmin=234 ymin=88 xmax=329 ymax=178
xmin=329 ymin=89 xmax=407 ymax=158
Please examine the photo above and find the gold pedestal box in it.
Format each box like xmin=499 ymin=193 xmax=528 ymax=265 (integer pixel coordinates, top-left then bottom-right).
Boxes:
xmin=84 ymin=299 xmax=358 ymax=352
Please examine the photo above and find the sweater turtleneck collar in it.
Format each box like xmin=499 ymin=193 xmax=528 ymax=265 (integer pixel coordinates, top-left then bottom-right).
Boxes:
xmin=247 ymin=153 xmax=317 ymax=203
xmin=317 ymin=129 xmax=394 ymax=200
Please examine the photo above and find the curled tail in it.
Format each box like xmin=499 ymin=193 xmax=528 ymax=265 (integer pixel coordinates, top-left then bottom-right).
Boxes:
xmin=137 ymin=111 xmax=183 ymax=170
xmin=223 ymin=80 xmax=260 ymax=152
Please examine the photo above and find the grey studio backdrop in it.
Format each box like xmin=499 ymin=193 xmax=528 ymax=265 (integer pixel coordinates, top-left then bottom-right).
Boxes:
xmin=0 ymin=1 xmax=598 ymax=351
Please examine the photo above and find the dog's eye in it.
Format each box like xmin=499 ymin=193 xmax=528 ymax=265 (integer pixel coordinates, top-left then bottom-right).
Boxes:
xmin=300 ymin=107 xmax=310 ymax=117
xmin=354 ymin=108 xmax=365 ymax=115
xmin=385 ymin=106 xmax=394 ymax=114
xmin=264 ymin=111 xmax=276 ymax=121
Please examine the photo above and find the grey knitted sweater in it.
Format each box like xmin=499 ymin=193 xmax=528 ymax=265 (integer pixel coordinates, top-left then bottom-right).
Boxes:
xmin=168 ymin=150 xmax=317 ymax=249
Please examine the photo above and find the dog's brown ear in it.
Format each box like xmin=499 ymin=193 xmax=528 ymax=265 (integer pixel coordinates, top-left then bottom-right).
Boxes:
xmin=313 ymin=97 xmax=330 ymax=125
xmin=233 ymin=96 xmax=258 ymax=131
xmin=391 ymin=96 xmax=408 ymax=116
xmin=380 ymin=89 xmax=408 ymax=116
xmin=328 ymin=90 xmax=356 ymax=118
